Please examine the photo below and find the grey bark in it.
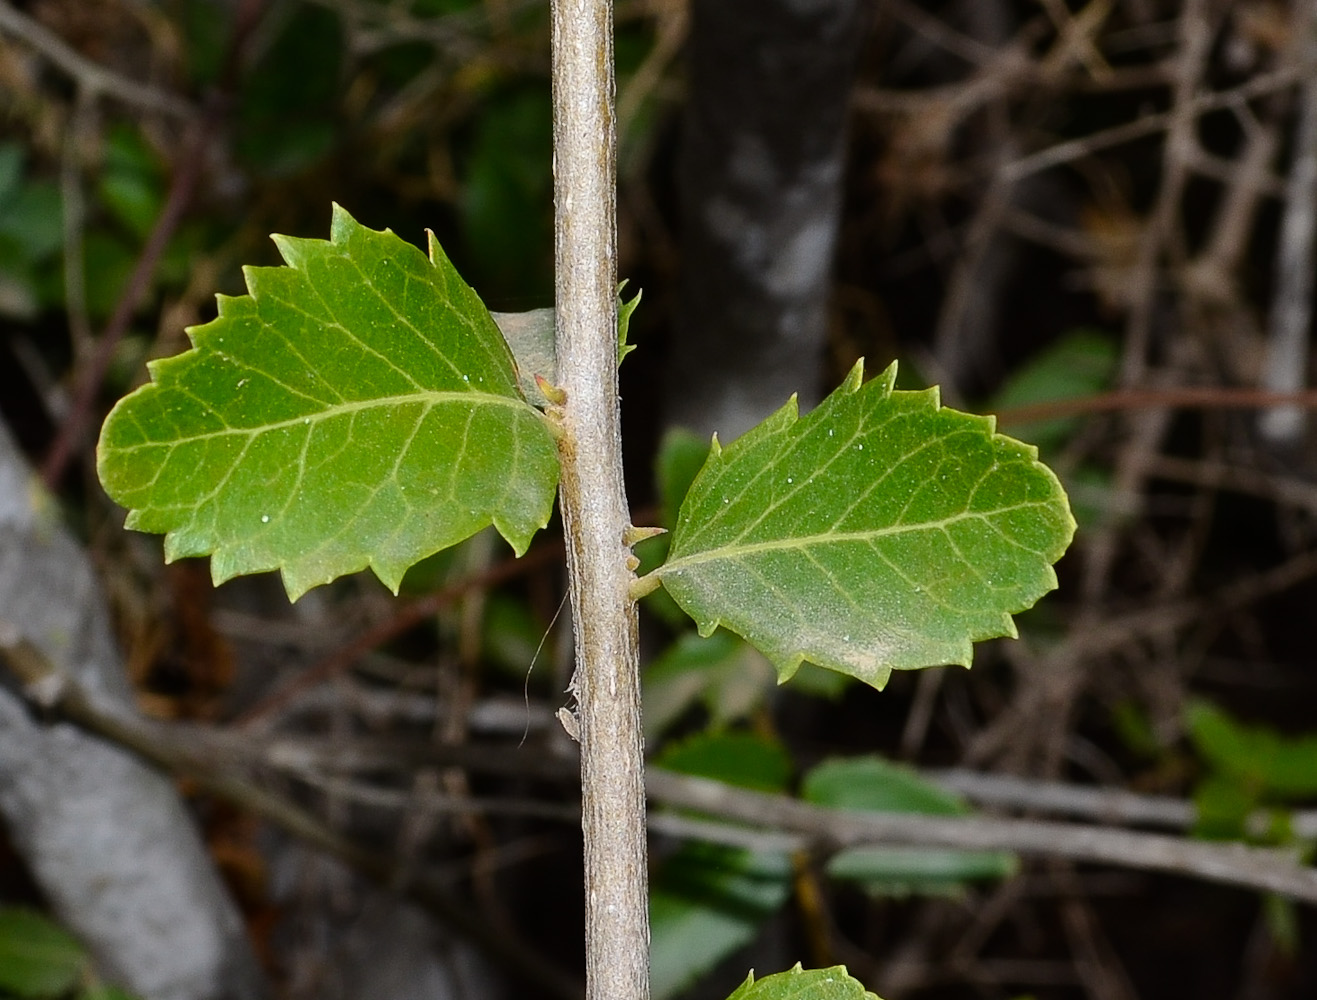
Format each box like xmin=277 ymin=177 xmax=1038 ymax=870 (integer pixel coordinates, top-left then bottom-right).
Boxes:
xmin=1259 ymin=0 xmax=1317 ymax=444
xmin=0 ymin=420 xmax=266 ymax=1000
xmin=550 ymin=2 xmax=649 ymax=1000
xmin=667 ymin=0 xmax=866 ymax=440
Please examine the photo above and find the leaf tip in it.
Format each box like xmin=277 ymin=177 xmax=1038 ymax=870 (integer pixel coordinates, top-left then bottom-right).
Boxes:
xmin=844 ymin=358 xmax=867 ymax=393
xmin=774 ymin=658 xmax=801 ymax=685
xmin=695 ymin=618 xmax=719 ymax=640
xmin=329 ymin=202 xmax=363 ymax=244
xmin=268 ymin=232 xmax=308 ymax=270
xmin=426 ymin=228 xmax=448 ymax=268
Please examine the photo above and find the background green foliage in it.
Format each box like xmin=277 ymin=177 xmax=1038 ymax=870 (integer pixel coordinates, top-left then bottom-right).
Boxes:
xmin=0 ymin=910 xmax=138 ymax=1000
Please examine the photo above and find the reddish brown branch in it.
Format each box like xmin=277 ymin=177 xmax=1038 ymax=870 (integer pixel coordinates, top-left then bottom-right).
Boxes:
xmin=41 ymin=117 xmax=211 ymax=489
xmin=994 ymin=385 xmax=1317 ymax=428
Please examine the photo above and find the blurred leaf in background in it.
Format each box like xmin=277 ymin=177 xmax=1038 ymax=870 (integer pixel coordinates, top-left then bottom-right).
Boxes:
xmin=990 ymin=329 xmax=1119 ymax=452
xmin=991 ymin=329 xmax=1119 ymax=531
xmin=235 ymin=4 xmax=345 ymax=176
xmin=650 ymin=732 xmax=796 ymax=1000
xmin=803 ymin=756 xmax=1016 ymax=898
xmin=0 ymin=143 xmax=62 ymax=319
xmin=644 ymin=630 xmax=776 ymax=741
xmin=458 ymin=88 xmax=553 ymax=303
xmin=1187 ymin=699 xmax=1317 ymax=841
xmin=0 ymin=908 xmax=143 ymax=1000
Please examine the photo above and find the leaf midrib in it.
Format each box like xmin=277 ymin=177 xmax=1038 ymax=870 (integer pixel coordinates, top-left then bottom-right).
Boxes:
xmin=658 ymin=500 xmax=1052 ymax=575
xmin=112 ymin=388 xmax=535 ymax=453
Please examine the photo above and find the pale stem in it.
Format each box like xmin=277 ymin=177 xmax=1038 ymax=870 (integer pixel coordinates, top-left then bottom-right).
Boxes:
xmin=549 ymin=1 xmax=650 ymax=999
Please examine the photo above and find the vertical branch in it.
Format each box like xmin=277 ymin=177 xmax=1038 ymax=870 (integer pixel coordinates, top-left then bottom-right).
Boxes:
xmin=549 ymin=3 xmax=649 ymax=1000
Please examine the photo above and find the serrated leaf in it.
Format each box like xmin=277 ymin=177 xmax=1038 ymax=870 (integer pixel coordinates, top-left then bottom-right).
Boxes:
xmin=725 ymin=965 xmax=881 ymax=1000
xmin=653 ymin=360 xmax=1075 ymax=689
xmin=97 ymin=205 xmax=558 ymax=599
xmin=617 ymin=281 xmax=641 ymax=363
xmin=0 ymin=909 xmax=86 ymax=998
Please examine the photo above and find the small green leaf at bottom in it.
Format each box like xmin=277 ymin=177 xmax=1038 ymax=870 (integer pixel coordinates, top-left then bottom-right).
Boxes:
xmin=653 ymin=360 xmax=1075 ymax=689
xmin=725 ymin=965 xmax=881 ymax=1000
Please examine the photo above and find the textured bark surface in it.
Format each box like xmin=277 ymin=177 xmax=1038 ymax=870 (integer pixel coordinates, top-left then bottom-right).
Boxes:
xmin=0 ymin=421 xmax=267 ymax=1000
xmin=667 ymin=0 xmax=865 ymax=440
xmin=551 ymin=0 xmax=650 ymax=998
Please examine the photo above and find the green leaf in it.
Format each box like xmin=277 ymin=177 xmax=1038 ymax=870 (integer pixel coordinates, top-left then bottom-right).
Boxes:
xmin=1192 ymin=772 xmax=1256 ymax=841
xmin=617 ymin=281 xmax=641 ymax=363
xmin=991 ymin=329 xmax=1118 ymax=451
xmin=459 ymin=88 xmax=554 ymax=300
xmin=632 ymin=427 xmax=712 ymax=629
xmin=651 ymin=733 xmax=795 ymax=1000
xmin=0 ymin=909 xmax=86 ymax=998
xmin=803 ymin=756 xmax=965 ymax=815
xmin=481 ymin=591 xmax=550 ymax=679
xmin=233 ymin=4 xmax=343 ymax=175
xmin=644 ymin=631 xmax=775 ymax=741
xmin=97 ymin=125 xmax=165 ymax=241
xmin=1187 ymin=700 xmax=1317 ymax=799
xmin=656 ymin=731 xmax=793 ymax=794
xmin=650 ymin=847 xmax=794 ymax=1000
xmin=725 ymin=965 xmax=881 ymax=1000
xmin=653 ymin=360 xmax=1075 ymax=689
xmin=97 ymin=205 xmax=558 ymax=600
xmin=803 ymin=757 xmax=1015 ymax=897
xmin=0 ymin=180 xmax=62 ymax=261
xmin=656 ymin=428 xmax=710 ymax=530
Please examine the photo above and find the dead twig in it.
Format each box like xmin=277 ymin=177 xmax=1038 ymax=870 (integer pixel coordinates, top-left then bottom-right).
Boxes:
xmin=41 ymin=116 xmax=213 ymax=488
xmin=646 ymin=769 xmax=1317 ymax=904
xmin=0 ymin=0 xmax=194 ymax=117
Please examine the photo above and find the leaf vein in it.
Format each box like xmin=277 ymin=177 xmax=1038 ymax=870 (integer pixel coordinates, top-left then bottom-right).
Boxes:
xmin=111 ymin=391 xmax=529 ymax=453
